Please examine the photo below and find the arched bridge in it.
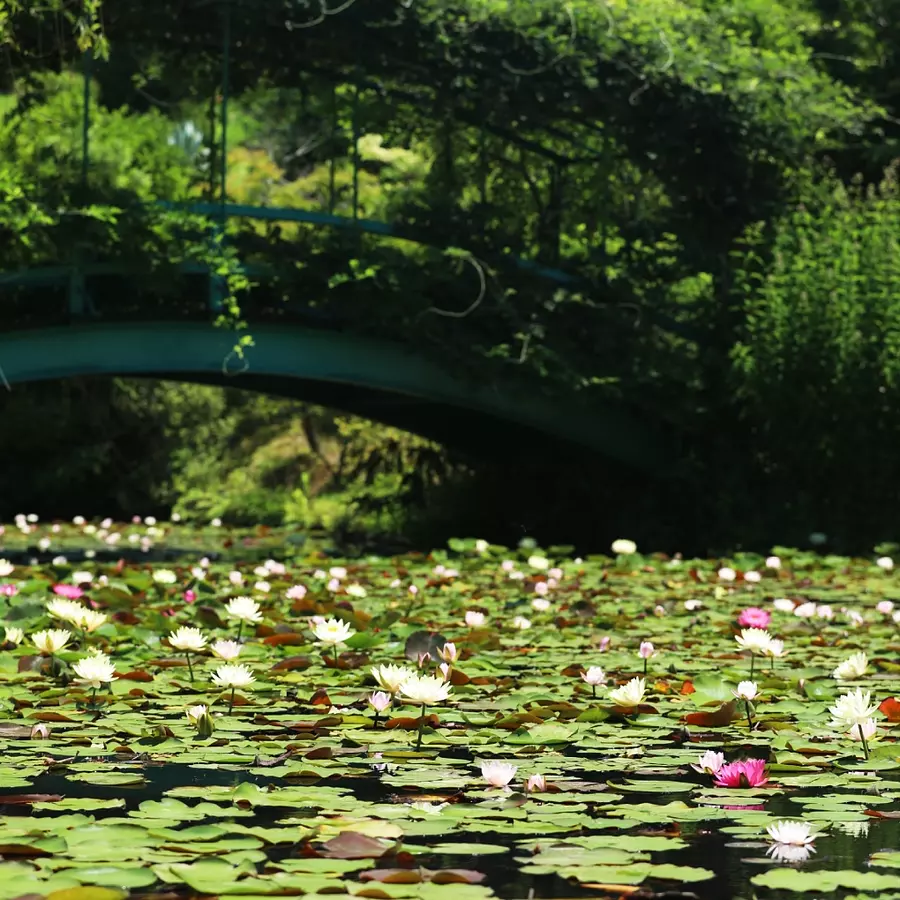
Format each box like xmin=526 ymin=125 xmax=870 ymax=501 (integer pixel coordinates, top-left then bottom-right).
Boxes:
xmin=0 ymin=1 xmax=691 ymax=471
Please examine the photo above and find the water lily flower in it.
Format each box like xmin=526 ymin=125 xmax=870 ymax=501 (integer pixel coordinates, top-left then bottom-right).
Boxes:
xmin=169 ymin=626 xmax=207 ymax=681
xmin=437 ymin=642 xmax=458 ymax=664
xmin=691 ymin=750 xmax=725 ymax=775
xmin=830 ymin=689 xmax=879 ymax=760
xmin=72 ymin=653 xmax=117 ymax=691
xmin=766 ymin=556 xmax=781 ymax=569
xmin=312 ymin=617 xmax=356 ymax=666
xmin=465 ymin=610 xmax=486 ymax=628
xmin=0 ymin=584 xmax=17 ymax=597
xmin=735 ymin=628 xmax=772 ymax=678
xmin=480 ymin=760 xmax=518 ymax=788
xmin=286 ymin=584 xmax=307 ymax=600
xmin=531 ymin=598 xmax=551 ymax=612
xmin=744 ymin=571 xmax=761 ymax=583
xmin=186 ymin=703 xmax=214 ymax=737
xmin=346 ymin=584 xmax=366 ymax=598
xmin=829 ymin=688 xmax=879 ymax=729
xmin=399 ymin=673 xmax=452 ymax=706
xmin=833 ymin=651 xmax=868 ymax=681
xmin=772 ymin=598 xmax=794 ymax=613
xmin=399 ymin=673 xmax=453 ymax=749
xmin=512 ymin=616 xmax=532 ymax=630
xmin=611 ymin=539 xmax=637 ymax=555
xmin=845 ymin=609 xmax=865 ymax=628
xmin=528 ymin=555 xmax=549 ymax=570
xmin=794 ymin=601 xmax=816 ymax=618
xmin=80 ymin=609 xmax=107 ymax=633
xmin=32 ymin=629 xmax=71 ymax=654
xmin=228 ymin=571 xmax=244 ymax=586
xmin=714 ymin=758 xmax=768 ymax=788
xmin=169 ymin=626 xmax=207 ymax=653
xmin=653 ymin=605 xmax=666 ymax=617
xmin=153 ymin=569 xmax=177 ymax=585
xmin=738 ymin=607 xmax=771 ymax=629
xmin=849 ymin=718 xmax=877 ymax=743
xmin=533 ymin=581 xmax=549 ymax=597
xmin=211 ymin=639 xmax=241 ymax=661
xmin=474 ymin=539 xmax=489 ymax=553
xmin=877 ymin=556 xmax=894 ymax=571
xmin=718 ymin=567 xmax=736 ymax=582
xmin=0 ymin=560 xmax=13 ymax=577
xmin=47 ymin=598 xmax=87 ymax=627
xmin=763 ymin=638 xmax=786 ymax=660
xmin=4 ymin=626 xmax=24 ymax=646
xmin=684 ymin=599 xmax=703 ymax=611
xmin=877 ymin=600 xmax=894 ymax=615
xmin=815 ymin=604 xmax=833 ymax=620
xmin=52 ymin=584 xmax=84 ymax=600
xmin=369 ymin=690 xmax=391 ymax=726
xmin=766 ymin=820 xmax=819 ymax=846
xmin=212 ymin=663 xmax=255 ymax=714
xmin=608 ymin=676 xmax=646 ymax=709
xmin=372 ymin=663 xmax=415 ymax=694
xmin=581 ymin=666 xmax=605 ymax=697
xmin=524 ymin=774 xmax=547 ymax=793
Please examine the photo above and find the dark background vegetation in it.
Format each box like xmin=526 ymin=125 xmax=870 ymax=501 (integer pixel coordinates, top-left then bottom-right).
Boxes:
xmin=2 ymin=0 xmax=900 ymax=553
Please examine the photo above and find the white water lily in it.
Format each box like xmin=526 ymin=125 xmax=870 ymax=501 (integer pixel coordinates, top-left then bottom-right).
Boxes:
xmin=186 ymin=704 xmax=214 ymax=737
xmin=4 ymin=626 xmax=24 ymax=645
xmin=794 ymin=601 xmax=816 ymax=618
xmin=512 ymin=616 xmax=532 ymax=630
xmin=311 ymin=617 xmax=355 ymax=646
xmin=32 ymin=629 xmax=71 ymax=654
xmin=763 ymin=638 xmax=786 ymax=659
xmin=398 ymin=673 xmax=452 ymax=705
xmin=0 ymin=560 xmax=14 ymax=577
xmin=733 ymin=681 xmax=758 ymax=701
xmin=480 ymin=760 xmax=518 ymax=788
xmin=766 ymin=820 xmax=819 ymax=846
xmin=829 ymin=688 xmax=879 ymax=729
xmin=581 ymin=666 xmax=605 ymax=686
xmin=465 ymin=610 xmax=486 ymax=627
xmin=527 ymin=555 xmax=549 ymax=570
xmin=849 ymin=718 xmax=877 ymax=742
xmin=833 ymin=651 xmax=868 ymax=681
xmin=80 ymin=609 xmax=107 ymax=633
xmin=437 ymin=643 xmax=458 ymax=664
xmin=877 ymin=556 xmax=894 ymax=571
xmin=525 ymin=773 xmax=547 ymax=793
xmin=773 ymin=598 xmax=795 ymax=613
xmin=369 ymin=691 xmax=392 ymax=713
xmin=735 ymin=628 xmax=772 ymax=654
xmin=225 ymin=596 xmax=263 ymax=623
xmin=153 ymin=569 xmax=177 ymax=585
xmin=168 ymin=626 xmax=207 ymax=652
xmin=211 ymin=663 xmax=255 ymax=689
xmin=611 ymin=539 xmax=636 ymax=555
xmin=72 ymin=654 xmax=117 ymax=689
xmin=47 ymin=598 xmax=87 ymax=627
xmin=371 ymin=663 xmax=415 ymax=694
xmin=345 ymin=583 xmax=367 ymax=598
xmin=718 ymin=567 xmax=736 ymax=582
xmin=691 ymin=750 xmax=725 ymax=775
xmin=608 ymin=676 xmax=646 ymax=708
xmin=211 ymin=639 xmax=241 ymax=661
xmin=72 ymin=571 xmax=93 ymax=585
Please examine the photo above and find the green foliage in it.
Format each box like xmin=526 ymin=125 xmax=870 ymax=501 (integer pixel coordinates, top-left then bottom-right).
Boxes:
xmin=732 ymin=166 xmax=900 ymax=538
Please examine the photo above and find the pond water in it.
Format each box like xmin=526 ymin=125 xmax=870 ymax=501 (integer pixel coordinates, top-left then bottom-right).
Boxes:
xmin=0 ymin=525 xmax=899 ymax=899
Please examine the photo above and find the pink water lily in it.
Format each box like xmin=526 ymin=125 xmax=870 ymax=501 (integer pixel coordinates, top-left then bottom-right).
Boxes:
xmin=738 ymin=607 xmax=771 ymax=628
xmin=714 ymin=758 xmax=768 ymax=788
xmin=52 ymin=584 xmax=84 ymax=600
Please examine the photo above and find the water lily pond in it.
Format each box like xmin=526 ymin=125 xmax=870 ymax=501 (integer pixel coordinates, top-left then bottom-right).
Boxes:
xmin=3 ymin=526 xmax=900 ymax=899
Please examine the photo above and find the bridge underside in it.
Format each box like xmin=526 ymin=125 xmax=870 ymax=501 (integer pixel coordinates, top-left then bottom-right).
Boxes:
xmin=0 ymin=323 xmax=671 ymax=468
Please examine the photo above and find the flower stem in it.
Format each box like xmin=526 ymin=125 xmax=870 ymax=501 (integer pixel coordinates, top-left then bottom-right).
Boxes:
xmin=415 ymin=703 xmax=427 ymax=750
xmin=373 ymin=710 xmax=380 ymax=728
xmin=185 ymin=652 xmax=194 ymax=682
xmin=860 ymin=728 xmax=870 ymax=760
xmin=643 ymin=658 xmax=648 ymax=677
xmin=750 ymin=654 xmax=755 ymax=680
xmin=228 ymin=686 xmax=235 ymax=715
xmin=237 ymin=620 xmax=243 ymax=643
xmin=746 ymin=700 xmax=753 ymax=731
xmin=591 ymin=684 xmax=596 ymax=699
